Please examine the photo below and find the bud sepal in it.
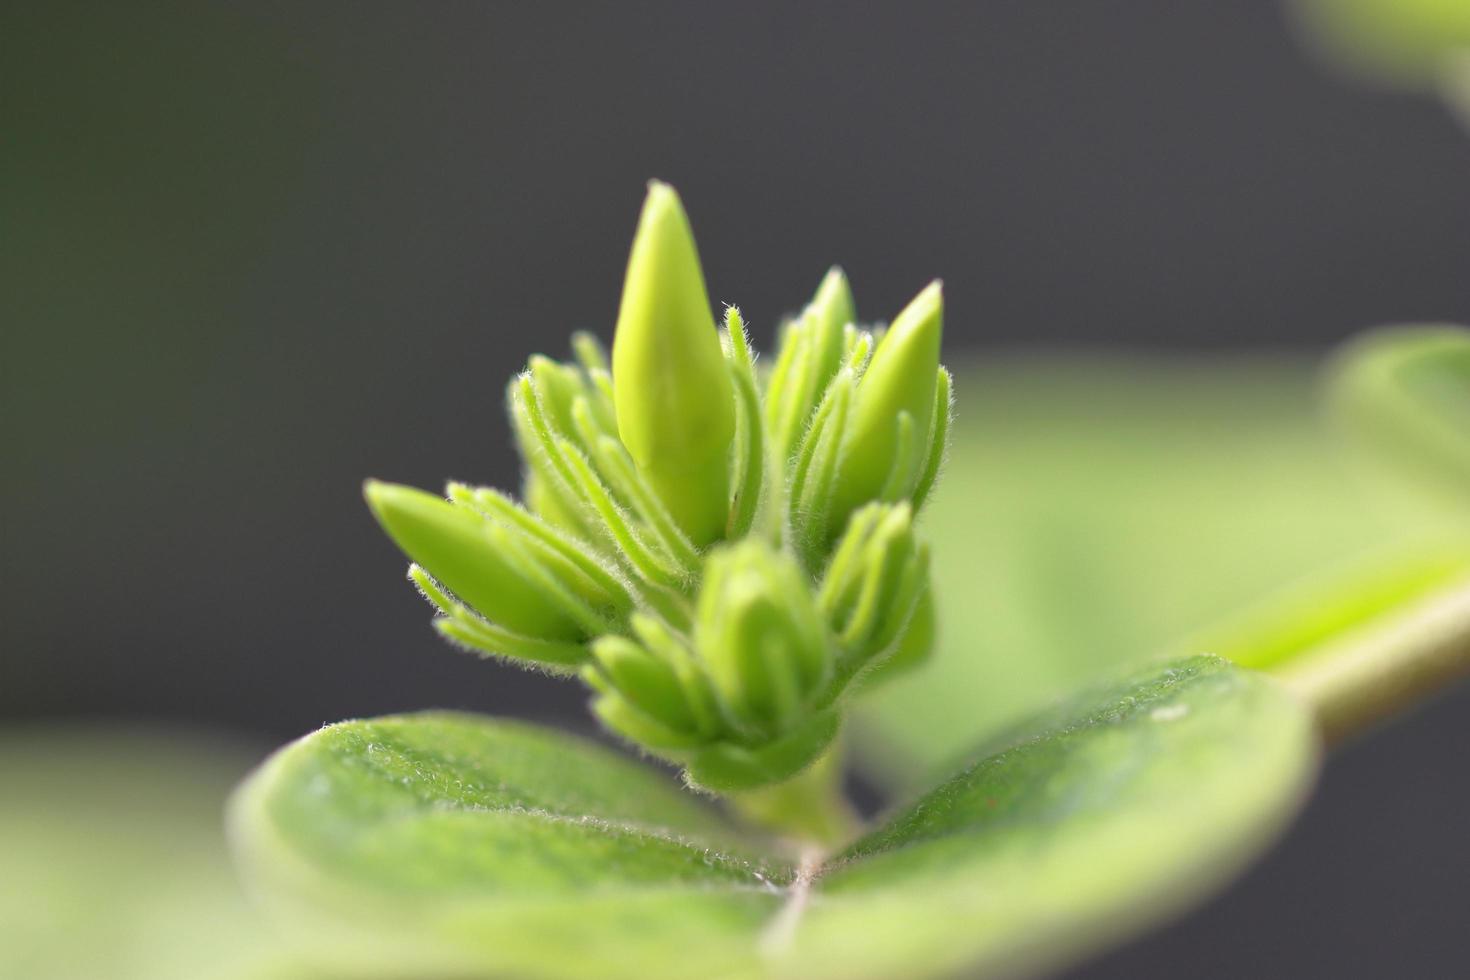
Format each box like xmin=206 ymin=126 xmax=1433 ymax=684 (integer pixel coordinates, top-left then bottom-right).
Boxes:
xmin=685 ymin=710 xmax=841 ymax=793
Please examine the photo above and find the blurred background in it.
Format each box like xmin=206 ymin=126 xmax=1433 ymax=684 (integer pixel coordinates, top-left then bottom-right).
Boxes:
xmin=4 ymin=2 xmax=1469 ymax=978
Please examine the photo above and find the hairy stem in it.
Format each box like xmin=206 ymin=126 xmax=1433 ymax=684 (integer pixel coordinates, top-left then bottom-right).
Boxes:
xmin=1271 ymin=575 xmax=1470 ymax=744
xmin=726 ymin=742 xmax=862 ymax=848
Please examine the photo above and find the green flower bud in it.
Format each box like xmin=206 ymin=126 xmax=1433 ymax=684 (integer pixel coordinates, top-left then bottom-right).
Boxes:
xmin=854 ymin=587 xmax=935 ymax=691
xmin=766 ymin=267 xmax=857 ymax=465
xmin=819 ymin=502 xmax=930 ymax=675
xmin=611 ymin=181 xmax=736 ymax=547
xmin=364 ymin=480 xmax=584 ymax=640
xmin=446 ymin=482 xmax=634 ymax=621
xmin=685 ymin=710 xmax=840 ymax=793
xmin=527 ymin=354 xmax=585 ymax=440
xmin=508 ymin=372 xmax=600 ymax=543
xmin=827 ymin=281 xmax=943 ymax=538
xmin=522 ymin=469 xmax=592 ymax=541
xmin=810 ymin=266 xmax=857 ymax=352
xmin=586 ymin=685 xmax=697 ymax=752
xmin=695 ymin=540 xmax=831 ymax=737
xmin=586 ymin=635 xmax=701 ymax=742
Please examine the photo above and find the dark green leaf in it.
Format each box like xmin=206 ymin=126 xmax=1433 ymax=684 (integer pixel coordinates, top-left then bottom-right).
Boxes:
xmin=230 ymin=656 xmax=1315 ymax=980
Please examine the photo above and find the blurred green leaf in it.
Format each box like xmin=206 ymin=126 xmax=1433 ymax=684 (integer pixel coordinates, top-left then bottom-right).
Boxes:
xmin=1195 ymin=542 xmax=1470 ymax=741
xmin=1328 ymin=325 xmax=1470 ymax=508
xmin=230 ymin=656 xmax=1314 ymax=979
xmin=0 ymin=728 xmax=304 ymax=980
xmin=1183 ymin=540 xmax=1470 ymax=673
xmin=1444 ymin=52 xmax=1470 ymax=127
xmin=857 ymin=357 xmax=1457 ymax=784
xmin=1291 ymin=0 xmax=1470 ymax=88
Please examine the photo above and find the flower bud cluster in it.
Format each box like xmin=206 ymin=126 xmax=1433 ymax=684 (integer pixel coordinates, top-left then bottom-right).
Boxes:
xmin=366 ymin=182 xmax=951 ymax=790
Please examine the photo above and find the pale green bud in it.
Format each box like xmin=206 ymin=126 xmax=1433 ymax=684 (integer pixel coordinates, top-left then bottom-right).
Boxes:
xmin=611 ymin=181 xmax=736 ymax=547
xmin=827 ymin=281 xmax=943 ymax=537
xmin=363 ymin=480 xmax=584 ymax=640
xmin=803 ymin=267 xmax=858 ymax=428
xmin=445 ymin=482 xmax=633 ymax=621
xmin=522 ymin=469 xmax=592 ymax=541
xmin=695 ymin=540 xmax=831 ymax=737
xmin=854 ymin=587 xmax=935 ymax=691
xmin=527 ymin=354 xmax=585 ymax=439
xmin=587 ymin=635 xmax=700 ymax=740
xmin=685 ymin=710 xmax=840 ymax=793
xmin=819 ymin=502 xmax=930 ymax=673
xmin=586 ymin=686 xmax=698 ymax=752
xmin=508 ymin=372 xmax=595 ymax=542
xmin=810 ymin=267 xmax=857 ymax=343
xmin=766 ymin=267 xmax=857 ymax=467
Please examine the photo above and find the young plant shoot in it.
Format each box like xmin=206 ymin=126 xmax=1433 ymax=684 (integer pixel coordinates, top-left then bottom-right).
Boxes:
xmin=228 ymin=201 xmax=1470 ymax=979
xmin=364 ymin=181 xmax=950 ymax=805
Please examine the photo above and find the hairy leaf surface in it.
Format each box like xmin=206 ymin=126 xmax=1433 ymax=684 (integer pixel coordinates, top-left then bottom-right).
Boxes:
xmin=231 ymin=656 xmax=1315 ymax=980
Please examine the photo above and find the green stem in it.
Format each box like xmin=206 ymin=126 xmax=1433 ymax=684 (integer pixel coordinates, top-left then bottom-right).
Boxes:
xmin=1269 ymin=574 xmax=1470 ymax=744
xmin=726 ymin=743 xmax=863 ymax=849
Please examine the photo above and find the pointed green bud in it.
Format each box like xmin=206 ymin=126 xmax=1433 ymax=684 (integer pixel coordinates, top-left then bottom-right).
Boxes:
xmin=612 ymin=181 xmax=736 ymax=547
xmin=695 ymin=540 xmax=831 ymax=737
xmin=854 ymin=586 xmax=935 ymax=691
xmin=685 ymin=709 xmax=840 ymax=793
xmin=588 ymin=635 xmax=700 ymax=738
xmin=819 ymin=502 xmax=929 ymax=671
xmin=766 ymin=267 xmax=858 ymax=467
xmin=585 ymin=679 xmax=702 ymax=751
xmin=807 ymin=266 xmax=856 ymax=385
xmin=364 ymin=480 xmax=584 ymax=640
xmin=828 ymin=281 xmax=943 ymax=535
xmin=527 ymin=354 xmax=585 ymax=439
xmin=509 ymin=374 xmax=593 ymax=541
xmin=446 ymin=482 xmax=634 ymax=620
xmin=522 ymin=469 xmax=593 ymax=541
xmin=813 ymin=265 xmax=856 ymax=326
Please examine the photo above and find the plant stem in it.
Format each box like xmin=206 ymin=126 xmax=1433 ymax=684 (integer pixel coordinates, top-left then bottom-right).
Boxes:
xmin=1272 ymin=575 xmax=1470 ymax=744
xmin=726 ymin=742 xmax=863 ymax=849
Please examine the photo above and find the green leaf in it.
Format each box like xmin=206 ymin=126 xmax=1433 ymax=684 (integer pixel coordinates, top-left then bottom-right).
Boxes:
xmin=230 ymin=714 xmax=786 ymax=979
xmin=230 ymin=656 xmax=1315 ymax=980
xmin=857 ymin=356 xmax=1462 ymax=785
xmin=794 ymin=656 xmax=1316 ymax=979
xmin=0 ymin=728 xmax=305 ymax=980
xmin=1291 ymin=0 xmax=1470 ymax=89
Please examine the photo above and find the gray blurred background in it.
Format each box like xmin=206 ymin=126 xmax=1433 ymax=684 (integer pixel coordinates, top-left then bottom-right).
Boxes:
xmin=4 ymin=3 xmax=1469 ymax=977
